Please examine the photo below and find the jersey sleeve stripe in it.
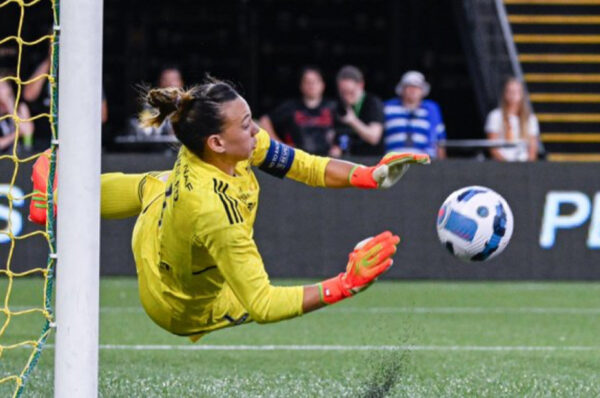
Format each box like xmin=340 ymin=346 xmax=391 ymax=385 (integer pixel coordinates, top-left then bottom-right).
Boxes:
xmin=221 ymin=183 xmax=242 ymax=223
xmin=213 ymin=178 xmax=235 ymax=225
xmin=222 ymin=184 xmax=244 ymax=222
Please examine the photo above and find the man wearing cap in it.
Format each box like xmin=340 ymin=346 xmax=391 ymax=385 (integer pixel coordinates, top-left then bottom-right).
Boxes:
xmin=383 ymin=71 xmax=446 ymax=159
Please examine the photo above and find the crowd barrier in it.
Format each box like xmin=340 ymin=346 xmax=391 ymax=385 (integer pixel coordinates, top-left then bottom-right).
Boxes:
xmin=3 ymin=153 xmax=600 ymax=280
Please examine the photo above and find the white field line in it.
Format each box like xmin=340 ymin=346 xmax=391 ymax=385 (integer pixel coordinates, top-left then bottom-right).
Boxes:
xmin=34 ymin=344 xmax=600 ymax=352
xmin=99 ymin=306 xmax=600 ymax=315
xmin=333 ymin=307 xmax=600 ymax=315
xmin=7 ymin=306 xmax=600 ymax=315
xmin=9 ymin=306 xmax=600 ymax=315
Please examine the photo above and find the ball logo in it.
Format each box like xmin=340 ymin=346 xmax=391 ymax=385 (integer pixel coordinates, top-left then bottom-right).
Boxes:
xmin=444 ymin=210 xmax=477 ymax=242
xmin=0 ymin=184 xmax=25 ymax=245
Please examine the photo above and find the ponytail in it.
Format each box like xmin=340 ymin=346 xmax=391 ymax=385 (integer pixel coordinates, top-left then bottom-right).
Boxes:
xmin=139 ymin=77 xmax=240 ymax=157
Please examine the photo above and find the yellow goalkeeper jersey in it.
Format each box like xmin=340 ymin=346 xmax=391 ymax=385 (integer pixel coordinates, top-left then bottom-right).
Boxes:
xmin=131 ymin=129 xmax=330 ymax=338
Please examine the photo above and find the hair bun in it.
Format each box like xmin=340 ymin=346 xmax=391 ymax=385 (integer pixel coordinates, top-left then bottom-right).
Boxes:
xmin=141 ymin=87 xmax=183 ymax=128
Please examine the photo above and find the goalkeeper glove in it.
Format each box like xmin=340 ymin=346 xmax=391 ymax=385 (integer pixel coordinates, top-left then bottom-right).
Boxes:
xmin=29 ymin=149 xmax=57 ymax=225
xmin=318 ymin=231 xmax=400 ymax=305
xmin=349 ymin=152 xmax=430 ymax=189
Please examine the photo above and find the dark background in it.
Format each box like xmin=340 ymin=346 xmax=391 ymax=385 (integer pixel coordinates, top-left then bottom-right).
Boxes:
xmin=4 ymin=155 xmax=600 ymax=279
xmin=1 ymin=0 xmax=480 ymax=145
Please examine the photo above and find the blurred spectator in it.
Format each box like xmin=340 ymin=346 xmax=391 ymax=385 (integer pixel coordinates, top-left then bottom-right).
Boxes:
xmin=485 ymin=77 xmax=538 ymax=162
xmin=0 ymin=76 xmax=34 ymax=153
xmin=158 ymin=66 xmax=184 ymax=89
xmin=331 ymin=65 xmax=384 ymax=157
xmin=383 ymin=71 xmax=446 ymax=159
xmin=259 ymin=66 xmax=335 ymax=155
xmin=130 ymin=66 xmax=184 ymax=137
xmin=24 ymin=51 xmax=107 ymax=150
xmin=23 ymin=53 xmax=52 ymax=151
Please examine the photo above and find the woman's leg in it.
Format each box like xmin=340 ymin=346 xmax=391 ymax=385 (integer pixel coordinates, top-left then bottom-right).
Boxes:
xmin=101 ymin=171 xmax=170 ymax=219
xmin=100 ymin=173 xmax=145 ymax=219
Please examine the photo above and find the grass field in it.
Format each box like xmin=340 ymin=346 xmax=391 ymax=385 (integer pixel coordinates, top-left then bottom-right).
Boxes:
xmin=2 ymin=278 xmax=600 ymax=397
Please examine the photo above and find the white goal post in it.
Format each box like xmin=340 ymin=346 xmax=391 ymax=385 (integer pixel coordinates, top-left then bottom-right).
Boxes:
xmin=54 ymin=0 xmax=103 ymax=396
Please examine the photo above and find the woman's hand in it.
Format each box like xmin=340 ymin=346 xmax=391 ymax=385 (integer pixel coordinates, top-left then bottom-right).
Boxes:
xmin=348 ymin=152 xmax=430 ymax=189
xmin=312 ymin=231 xmax=400 ymax=307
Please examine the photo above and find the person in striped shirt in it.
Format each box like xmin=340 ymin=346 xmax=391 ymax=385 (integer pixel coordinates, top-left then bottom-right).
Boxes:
xmin=383 ymin=71 xmax=446 ymax=159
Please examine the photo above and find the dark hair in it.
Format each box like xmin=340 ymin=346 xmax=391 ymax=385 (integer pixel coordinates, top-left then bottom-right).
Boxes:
xmin=336 ymin=65 xmax=363 ymax=83
xmin=299 ymin=65 xmax=323 ymax=82
xmin=140 ymin=77 xmax=240 ymax=157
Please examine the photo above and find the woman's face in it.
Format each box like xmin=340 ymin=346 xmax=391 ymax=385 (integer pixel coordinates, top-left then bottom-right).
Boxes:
xmin=218 ymin=97 xmax=259 ymax=162
xmin=504 ymin=81 xmax=523 ymax=107
xmin=159 ymin=69 xmax=183 ymax=89
xmin=300 ymin=70 xmax=324 ymax=100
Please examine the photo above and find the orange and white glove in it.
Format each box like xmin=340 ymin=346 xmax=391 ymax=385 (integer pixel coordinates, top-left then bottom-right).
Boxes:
xmin=29 ymin=149 xmax=57 ymax=225
xmin=318 ymin=231 xmax=400 ymax=305
xmin=349 ymin=152 xmax=430 ymax=189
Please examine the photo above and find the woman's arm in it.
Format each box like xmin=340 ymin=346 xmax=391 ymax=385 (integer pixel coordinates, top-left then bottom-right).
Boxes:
xmin=325 ymin=153 xmax=430 ymax=189
xmin=302 ymin=285 xmax=325 ymax=313
xmin=23 ymin=58 xmax=50 ymax=102
xmin=340 ymin=108 xmax=383 ymax=146
xmin=258 ymin=115 xmax=281 ymax=141
xmin=252 ymin=129 xmax=428 ymax=189
xmin=487 ymin=132 xmax=506 ymax=161
xmin=323 ymin=158 xmax=354 ymax=187
xmin=101 ymin=98 xmax=108 ymax=124
xmin=528 ymin=136 xmax=538 ymax=161
xmin=437 ymin=146 xmax=446 ymax=160
xmin=203 ymin=225 xmax=398 ymax=320
xmin=303 ymin=231 xmax=399 ymax=312
xmin=17 ymin=103 xmax=34 ymax=137
xmin=0 ymin=132 xmax=15 ymax=151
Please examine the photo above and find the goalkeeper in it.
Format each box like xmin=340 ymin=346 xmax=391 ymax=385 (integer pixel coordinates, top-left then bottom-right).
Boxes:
xmin=31 ymin=78 xmax=429 ymax=341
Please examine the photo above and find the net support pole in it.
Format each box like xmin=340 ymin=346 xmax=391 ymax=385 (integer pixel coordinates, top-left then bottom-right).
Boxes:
xmin=54 ymin=0 xmax=103 ymax=396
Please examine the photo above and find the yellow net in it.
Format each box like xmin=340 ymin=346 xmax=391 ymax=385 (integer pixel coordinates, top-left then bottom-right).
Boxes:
xmin=0 ymin=0 xmax=58 ymax=396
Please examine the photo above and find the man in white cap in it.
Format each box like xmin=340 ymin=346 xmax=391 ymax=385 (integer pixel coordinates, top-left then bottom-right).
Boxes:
xmin=383 ymin=71 xmax=446 ymax=159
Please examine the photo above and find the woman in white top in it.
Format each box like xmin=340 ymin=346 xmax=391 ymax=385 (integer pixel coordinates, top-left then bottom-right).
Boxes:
xmin=484 ymin=78 xmax=539 ymax=162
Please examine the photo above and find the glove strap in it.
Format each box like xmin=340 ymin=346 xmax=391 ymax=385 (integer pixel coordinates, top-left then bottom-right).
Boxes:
xmin=317 ymin=273 xmax=353 ymax=305
xmin=348 ymin=165 xmax=378 ymax=189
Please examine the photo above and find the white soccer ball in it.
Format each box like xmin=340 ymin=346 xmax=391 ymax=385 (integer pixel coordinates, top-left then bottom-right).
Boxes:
xmin=436 ymin=186 xmax=513 ymax=262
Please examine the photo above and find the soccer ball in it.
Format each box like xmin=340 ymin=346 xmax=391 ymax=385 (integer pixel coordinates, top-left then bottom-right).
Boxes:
xmin=436 ymin=186 xmax=513 ymax=262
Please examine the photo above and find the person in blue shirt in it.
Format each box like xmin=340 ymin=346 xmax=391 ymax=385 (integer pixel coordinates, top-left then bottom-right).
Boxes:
xmin=383 ymin=71 xmax=446 ymax=159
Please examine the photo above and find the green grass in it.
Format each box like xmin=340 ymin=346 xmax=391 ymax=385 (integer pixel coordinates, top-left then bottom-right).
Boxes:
xmin=2 ymin=278 xmax=600 ymax=397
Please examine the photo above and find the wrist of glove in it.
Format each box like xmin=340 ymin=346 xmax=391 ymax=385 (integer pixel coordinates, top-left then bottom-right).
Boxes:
xmin=318 ymin=273 xmax=353 ymax=305
xmin=349 ymin=152 xmax=430 ymax=189
xmin=318 ymin=231 xmax=400 ymax=305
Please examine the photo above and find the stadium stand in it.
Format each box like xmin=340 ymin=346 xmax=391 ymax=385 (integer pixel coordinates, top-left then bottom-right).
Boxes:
xmin=505 ymin=0 xmax=600 ymax=160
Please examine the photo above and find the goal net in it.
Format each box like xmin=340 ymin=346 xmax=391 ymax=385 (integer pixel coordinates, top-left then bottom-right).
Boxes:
xmin=0 ymin=0 xmax=59 ymax=396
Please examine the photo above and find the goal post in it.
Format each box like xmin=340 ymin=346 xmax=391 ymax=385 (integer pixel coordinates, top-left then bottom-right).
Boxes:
xmin=54 ymin=0 xmax=103 ymax=396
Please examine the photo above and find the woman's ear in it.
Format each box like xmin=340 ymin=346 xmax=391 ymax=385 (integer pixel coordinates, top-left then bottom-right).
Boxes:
xmin=206 ymin=134 xmax=226 ymax=154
